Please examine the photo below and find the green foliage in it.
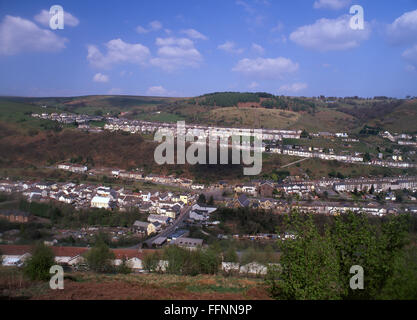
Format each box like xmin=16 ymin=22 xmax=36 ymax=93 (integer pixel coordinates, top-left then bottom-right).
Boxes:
xmin=143 ymin=251 xmax=162 ymax=272
xmin=23 ymin=243 xmax=55 ymax=281
xmin=267 ymin=211 xmax=412 ymax=300
xmin=162 ymin=245 xmax=221 ymax=276
xmin=212 ymin=207 xmax=283 ymax=234
xmin=201 ymin=92 xmax=260 ymax=107
xmin=223 ymin=247 xmax=239 ymax=263
xmin=268 ymin=213 xmax=342 ymax=300
xmin=197 ymin=194 xmax=206 ymax=204
xmin=116 ymin=256 xmax=132 ymax=274
xmin=18 ymin=199 xmax=147 ymax=228
xmin=377 ymin=246 xmax=417 ymax=299
xmin=84 ymin=239 xmax=115 ymax=273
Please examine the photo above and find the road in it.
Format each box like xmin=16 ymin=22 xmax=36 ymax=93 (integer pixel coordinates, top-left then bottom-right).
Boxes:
xmin=131 ymin=205 xmax=192 ymax=249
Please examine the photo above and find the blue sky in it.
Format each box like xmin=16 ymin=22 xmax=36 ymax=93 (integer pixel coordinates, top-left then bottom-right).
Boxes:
xmin=0 ymin=0 xmax=416 ymax=98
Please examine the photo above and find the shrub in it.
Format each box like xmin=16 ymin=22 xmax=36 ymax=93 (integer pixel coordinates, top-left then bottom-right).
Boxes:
xmin=23 ymin=243 xmax=55 ymax=281
xmin=84 ymin=239 xmax=115 ymax=273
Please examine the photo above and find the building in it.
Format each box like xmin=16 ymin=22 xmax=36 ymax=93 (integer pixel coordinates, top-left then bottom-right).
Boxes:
xmin=147 ymin=214 xmax=171 ymax=226
xmin=91 ymin=196 xmax=113 ymax=209
xmin=258 ymin=181 xmax=275 ymax=198
xmin=133 ymin=221 xmax=156 ymax=236
xmin=189 ymin=204 xmax=217 ymax=222
xmin=0 ymin=210 xmax=32 ymax=223
xmin=171 ymin=237 xmax=203 ymax=250
xmin=167 ymin=229 xmax=189 ymax=241
xmin=58 ymin=164 xmax=88 ymax=173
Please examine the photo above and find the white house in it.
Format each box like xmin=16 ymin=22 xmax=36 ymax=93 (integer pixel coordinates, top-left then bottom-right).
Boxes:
xmin=91 ymin=196 xmax=112 ymax=209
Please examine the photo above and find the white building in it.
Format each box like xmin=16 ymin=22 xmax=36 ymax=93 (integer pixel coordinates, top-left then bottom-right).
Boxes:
xmin=91 ymin=196 xmax=112 ymax=209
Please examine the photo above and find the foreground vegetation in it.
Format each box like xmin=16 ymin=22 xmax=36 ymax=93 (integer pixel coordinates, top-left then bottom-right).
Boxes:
xmin=266 ymin=211 xmax=417 ymax=300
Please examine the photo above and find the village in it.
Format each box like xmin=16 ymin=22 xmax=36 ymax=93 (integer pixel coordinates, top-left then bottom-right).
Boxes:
xmin=32 ymin=112 xmax=417 ymax=169
xmin=1 ymin=164 xmax=416 ymax=248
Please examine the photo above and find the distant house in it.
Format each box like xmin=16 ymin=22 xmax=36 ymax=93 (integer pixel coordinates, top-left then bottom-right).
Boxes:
xmin=147 ymin=214 xmax=171 ymax=226
xmin=0 ymin=245 xmax=148 ymax=273
xmin=242 ymin=184 xmax=257 ymax=195
xmin=91 ymin=196 xmax=113 ymax=209
xmin=133 ymin=221 xmax=156 ymax=236
xmin=58 ymin=164 xmax=87 ymax=173
xmin=167 ymin=229 xmax=189 ymax=241
xmin=234 ymin=194 xmax=250 ymax=208
xmin=171 ymin=237 xmax=203 ymax=250
xmin=0 ymin=210 xmax=32 ymax=223
xmin=258 ymin=181 xmax=275 ymax=198
xmin=189 ymin=204 xmax=217 ymax=222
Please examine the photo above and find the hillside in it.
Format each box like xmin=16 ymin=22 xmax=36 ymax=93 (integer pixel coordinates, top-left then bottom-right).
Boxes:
xmin=0 ymin=267 xmax=270 ymax=300
xmin=3 ymin=93 xmax=416 ymax=133
xmin=0 ymin=93 xmax=415 ymax=183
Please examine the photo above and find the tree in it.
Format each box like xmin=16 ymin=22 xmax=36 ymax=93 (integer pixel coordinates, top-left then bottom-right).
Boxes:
xmin=378 ymin=246 xmax=417 ymax=299
xmin=117 ymin=256 xmax=132 ymax=274
xmin=84 ymin=239 xmax=115 ymax=273
xmin=199 ymin=247 xmax=221 ymax=275
xmin=370 ymin=185 xmax=375 ymax=194
xmin=23 ymin=243 xmax=55 ymax=281
xmin=223 ymin=247 xmax=238 ymax=263
xmin=267 ymin=212 xmax=343 ymax=300
xmin=300 ymin=130 xmax=309 ymax=139
xmin=143 ymin=251 xmax=161 ymax=273
xmin=207 ymin=196 xmax=214 ymax=206
xmin=331 ymin=212 xmax=409 ymax=299
xmin=197 ymin=194 xmax=206 ymax=204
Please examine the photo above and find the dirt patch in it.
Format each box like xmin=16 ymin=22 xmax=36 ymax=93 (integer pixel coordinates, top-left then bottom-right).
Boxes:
xmin=33 ymin=280 xmax=271 ymax=300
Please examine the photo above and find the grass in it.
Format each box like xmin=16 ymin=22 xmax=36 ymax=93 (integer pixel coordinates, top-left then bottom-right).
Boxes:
xmin=0 ymin=270 xmax=269 ymax=299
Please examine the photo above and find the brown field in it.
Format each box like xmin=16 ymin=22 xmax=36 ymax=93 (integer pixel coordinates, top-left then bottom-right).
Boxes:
xmin=203 ymin=107 xmax=300 ymax=129
xmin=0 ymin=267 xmax=271 ymax=300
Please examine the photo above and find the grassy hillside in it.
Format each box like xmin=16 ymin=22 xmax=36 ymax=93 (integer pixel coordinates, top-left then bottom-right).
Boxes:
xmin=3 ymin=93 xmax=415 ymax=133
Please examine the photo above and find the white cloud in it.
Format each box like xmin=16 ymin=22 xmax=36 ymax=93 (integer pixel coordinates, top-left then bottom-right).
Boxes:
xmin=150 ymin=37 xmax=203 ymax=71
xmin=232 ymin=57 xmax=299 ymax=79
xmin=180 ymin=29 xmax=208 ymax=40
xmin=136 ymin=20 xmax=163 ymax=34
xmin=87 ymin=38 xmax=150 ymax=68
xmin=290 ymin=15 xmax=371 ymax=51
xmin=387 ymin=9 xmax=417 ymax=46
xmin=155 ymin=37 xmax=194 ymax=47
xmin=251 ymin=43 xmax=265 ymax=55
xmin=218 ymin=41 xmax=244 ymax=54
xmin=313 ymin=0 xmax=351 ymax=10
xmin=146 ymin=86 xmax=172 ymax=96
xmin=248 ymin=81 xmax=259 ymax=89
xmin=34 ymin=9 xmax=79 ymax=27
xmin=93 ymin=73 xmax=109 ymax=83
xmin=150 ymin=21 xmax=163 ymax=30
xmin=0 ymin=15 xmax=67 ymax=55
xmin=279 ymin=82 xmax=308 ymax=93
xmin=402 ymin=45 xmax=417 ymax=67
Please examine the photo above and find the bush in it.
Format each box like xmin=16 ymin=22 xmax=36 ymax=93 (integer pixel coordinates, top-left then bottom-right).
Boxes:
xmin=23 ymin=243 xmax=55 ymax=281
xmin=143 ymin=251 xmax=162 ymax=273
xmin=162 ymin=245 xmax=221 ymax=276
xmin=117 ymin=257 xmax=132 ymax=274
xmin=84 ymin=239 xmax=115 ymax=273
